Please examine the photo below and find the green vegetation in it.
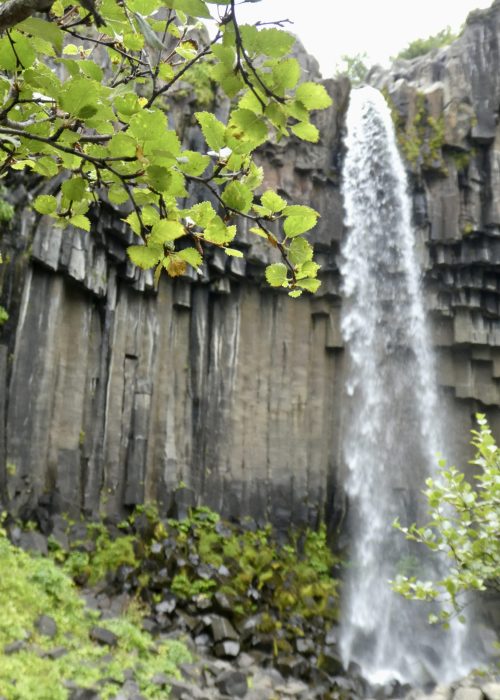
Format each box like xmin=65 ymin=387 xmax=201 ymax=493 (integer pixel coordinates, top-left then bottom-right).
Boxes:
xmin=0 ymin=520 xmax=191 ymax=700
xmin=334 ymin=53 xmax=370 ymax=86
xmin=384 ymin=88 xmax=447 ymax=173
xmin=393 ymin=415 xmax=500 ymax=626
xmin=0 ymin=305 xmax=8 ymax=326
xmin=395 ymin=26 xmax=457 ymax=61
xmin=48 ymin=505 xmax=340 ymax=656
xmin=0 ymin=0 xmax=332 ymax=297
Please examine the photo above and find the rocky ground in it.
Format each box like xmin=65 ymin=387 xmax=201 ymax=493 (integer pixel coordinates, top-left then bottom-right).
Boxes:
xmin=2 ymin=510 xmax=498 ymax=700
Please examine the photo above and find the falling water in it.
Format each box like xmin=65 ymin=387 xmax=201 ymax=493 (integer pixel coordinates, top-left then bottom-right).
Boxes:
xmin=338 ymin=87 xmax=473 ymax=687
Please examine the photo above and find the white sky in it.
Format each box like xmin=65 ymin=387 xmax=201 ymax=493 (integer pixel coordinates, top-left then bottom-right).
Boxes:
xmin=230 ymin=0 xmax=493 ymax=76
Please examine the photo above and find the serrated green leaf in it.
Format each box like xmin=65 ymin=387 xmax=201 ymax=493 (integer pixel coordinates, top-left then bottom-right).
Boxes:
xmin=291 ymin=122 xmax=320 ymax=143
xmin=178 ymin=247 xmax=202 ymax=268
xmin=18 ymin=17 xmax=63 ymax=53
xmin=295 ymin=82 xmax=332 ymax=111
xmin=59 ymin=77 xmax=99 ymax=119
xmin=188 ymin=201 xmax=216 ymax=227
xmin=261 ymin=190 xmax=286 ymax=214
xmin=265 ymin=263 xmax=288 ymax=287
xmin=255 ymin=28 xmax=295 ymax=58
xmin=249 ymin=226 xmax=267 ymax=239
xmin=149 ymin=219 xmax=185 ymax=244
xmin=146 ymin=165 xmax=170 ymax=192
xmin=288 ymin=290 xmax=303 ymax=298
xmin=62 ymin=177 xmax=86 ymax=202
xmin=221 ymin=181 xmax=253 ymax=214
xmin=33 ymin=195 xmax=57 ymax=215
xmin=195 ymin=112 xmax=226 ymax=152
xmin=164 ymin=0 xmax=211 ymax=18
xmin=272 ymin=58 xmax=301 ymax=92
xmin=283 ymin=205 xmax=319 ymax=237
xmin=289 ymin=237 xmax=313 ymax=265
xmin=203 ymin=216 xmax=236 ymax=244
xmin=158 ymin=63 xmax=174 ymax=81
xmin=108 ymin=185 xmax=129 ymax=205
xmin=296 ymin=278 xmax=321 ymax=293
xmin=177 ymin=151 xmax=210 ymax=177
xmin=224 ymin=248 xmax=244 ymax=257
xmin=230 ymin=109 xmax=268 ymax=146
xmin=301 ymin=260 xmax=321 ymax=278
xmin=127 ymin=245 xmax=162 ymax=269
xmin=70 ymin=214 xmax=90 ymax=232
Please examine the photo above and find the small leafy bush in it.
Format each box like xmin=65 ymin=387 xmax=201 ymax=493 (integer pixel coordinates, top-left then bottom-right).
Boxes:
xmin=393 ymin=414 xmax=500 ymax=626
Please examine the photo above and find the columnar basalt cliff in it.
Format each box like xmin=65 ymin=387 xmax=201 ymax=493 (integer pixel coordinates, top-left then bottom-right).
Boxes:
xmin=2 ymin=2 xmax=500 ymax=528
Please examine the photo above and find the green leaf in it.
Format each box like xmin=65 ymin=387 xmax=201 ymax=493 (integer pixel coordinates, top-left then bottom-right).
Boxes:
xmin=253 ymin=27 xmax=295 ymax=58
xmin=291 ymin=122 xmax=320 ymax=143
xmin=195 ymin=112 xmax=226 ymax=152
xmin=176 ymin=151 xmax=210 ymax=177
xmin=188 ymin=202 xmax=216 ymax=227
xmin=272 ymin=58 xmax=300 ymax=92
xmin=61 ymin=177 xmax=86 ymax=202
xmin=149 ymin=220 xmax=185 ymax=244
xmin=224 ymin=248 xmax=244 ymax=257
xmin=18 ymin=17 xmax=63 ymax=53
xmin=283 ymin=205 xmax=319 ymax=237
xmin=33 ymin=195 xmax=57 ymax=215
xmin=108 ymin=185 xmax=129 ymax=205
xmin=296 ymin=278 xmax=321 ymax=293
xmin=59 ymin=78 xmax=99 ymax=119
xmin=127 ymin=245 xmax=162 ymax=269
xmin=203 ymin=217 xmax=236 ymax=244
xmin=221 ymin=181 xmax=253 ymax=214
xmin=265 ymin=263 xmax=288 ymax=287
xmin=230 ymin=109 xmax=268 ymax=146
xmin=146 ymin=165 xmax=171 ymax=192
xmin=288 ymin=290 xmax=303 ymax=298
xmin=178 ymin=247 xmax=202 ymax=268
xmin=164 ymin=0 xmax=211 ymax=18
xmin=70 ymin=214 xmax=91 ymax=232
xmin=295 ymin=82 xmax=332 ymax=111
xmin=0 ymin=31 xmax=35 ymax=70
xmin=261 ymin=190 xmax=286 ymax=214
xmin=289 ymin=237 xmax=313 ymax=265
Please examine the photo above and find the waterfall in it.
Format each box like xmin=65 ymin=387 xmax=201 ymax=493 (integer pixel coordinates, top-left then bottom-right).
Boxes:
xmin=338 ymin=86 xmax=473 ymax=687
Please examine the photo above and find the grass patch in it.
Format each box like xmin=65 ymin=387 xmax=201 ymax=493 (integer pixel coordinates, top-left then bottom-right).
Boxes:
xmin=0 ymin=523 xmax=191 ymax=700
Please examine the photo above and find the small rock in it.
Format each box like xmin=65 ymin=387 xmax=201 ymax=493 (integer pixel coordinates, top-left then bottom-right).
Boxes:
xmin=18 ymin=531 xmax=48 ymax=555
xmin=210 ymin=616 xmax=239 ymax=642
xmin=151 ymin=673 xmax=169 ymax=688
xmin=483 ymin=685 xmax=500 ymax=700
xmin=89 ymin=626 xmax=118 ymax=647
xmin=4 ymin=640 xmax=26 ymax=654
xmin=68 ymin=688 xmax=101 ymax=700
xmin=35 ymin=614 xmax=58 ymax=639
xmin=214 ymin=640 xmax=240 ymax=658
xmin=45 ymin=646 xmax=68 ymax=660
xmin=276 ymin=655 xmax=308 ymax=678
xmin=295 ymin=637 xmax=316 ymax=655
xmin=215 ymin=670 xmax=248 ymax=697
xmin=453 ymin=690 xmax=484 ymax=700
xmin=156 ymin=595 xmax=177 ymax=615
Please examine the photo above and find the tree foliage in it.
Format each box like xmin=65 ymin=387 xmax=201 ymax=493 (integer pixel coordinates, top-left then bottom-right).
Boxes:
xmin=334 ymin=52 xmax=369 ymax=86
xmin=0 ymin=0 xmax=332 ymax=295
xmin=394 ymin=26 xmax=457 ymax=61
xmin=393 ymin=415 xmax=500 ymax=626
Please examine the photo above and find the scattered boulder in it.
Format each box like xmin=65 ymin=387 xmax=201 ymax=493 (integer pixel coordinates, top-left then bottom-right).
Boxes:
xmin=35 ymin=614 xmax=58 ymax=639
xmin=214 ymin=669 xmax=248 ymax=697
xmin=483 ymin=685 xmax=500 ymax=700
xmin=454 ymin=689 xmax=484 ymax=700
xmin=89 ymin=626 xmax=118 ymax=647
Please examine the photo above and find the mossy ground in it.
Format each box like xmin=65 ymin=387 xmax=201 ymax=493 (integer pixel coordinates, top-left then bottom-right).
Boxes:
xmin=0 ymin=524 xmax=191 ymax=700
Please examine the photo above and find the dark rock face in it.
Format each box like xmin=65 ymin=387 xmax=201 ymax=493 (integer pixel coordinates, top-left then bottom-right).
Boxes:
xmin=2 ymin=7 xmax=500 ymax=526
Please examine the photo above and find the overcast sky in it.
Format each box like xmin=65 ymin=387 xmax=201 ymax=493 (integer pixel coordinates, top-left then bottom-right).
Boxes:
xmin=230 ymin=0 xmax=493 ymax=76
